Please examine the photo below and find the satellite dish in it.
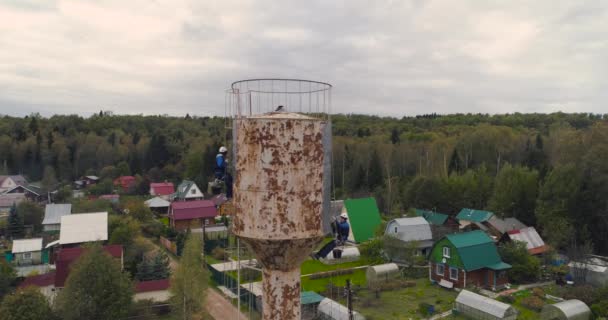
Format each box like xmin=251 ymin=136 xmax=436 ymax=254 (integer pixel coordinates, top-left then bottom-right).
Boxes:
xmin=442 ymin=258 xmax=447 ymax=263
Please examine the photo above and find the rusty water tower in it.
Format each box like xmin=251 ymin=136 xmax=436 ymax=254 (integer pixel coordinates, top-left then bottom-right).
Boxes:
xmin=227 ymin=79 xmax=332 ymax=320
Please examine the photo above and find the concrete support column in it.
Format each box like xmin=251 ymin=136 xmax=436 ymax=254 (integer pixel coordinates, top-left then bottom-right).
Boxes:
xmin=262 ymin=268 xmax=301 ymax=320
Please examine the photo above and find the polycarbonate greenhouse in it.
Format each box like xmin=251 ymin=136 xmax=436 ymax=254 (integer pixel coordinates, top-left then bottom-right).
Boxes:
xmin=454 ymin=290 xmax=518 ymax=320
xmin=366 ymin=263 xmax=400 ymax=286
xmin=541 ymin=300 xmax=591 ymax=320
xmin=317 ymin=298 xmax=365 ymax=320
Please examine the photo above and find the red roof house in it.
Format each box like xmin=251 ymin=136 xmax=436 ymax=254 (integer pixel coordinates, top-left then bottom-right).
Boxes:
xmin=55 ymin=245 xmax=123 ymax=287
xmin=19 ymin=271 xmax=56 ymax=289
xmin=135 ymin=279 xmax=171 ymax=302
xmin=150 ymin=182 xmax=175 ymax=197
xmin=114 ymin=176 xmax=136 ymax=191
xmin=170 ymin=200 xmax=217 ymax=231
xmin=135 ymin=279 xmax=170 ymax=293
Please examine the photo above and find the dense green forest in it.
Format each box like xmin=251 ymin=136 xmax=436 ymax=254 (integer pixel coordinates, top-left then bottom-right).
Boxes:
xmin=1 ymin=112 xmax=607 ymax=254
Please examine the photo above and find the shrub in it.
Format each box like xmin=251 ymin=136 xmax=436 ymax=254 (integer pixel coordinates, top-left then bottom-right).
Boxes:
xmin=418 ymin=303 xmax=432 ymax=316
xmin=499 ymin=295 xmax=516 ymax=304
xmin=532 ymin=287 xmax=545 ymax=297
xmin=521 ymin=296 xmax=544 ymax=312
xmin=211 ymin=247 xmax=226 ymax=261
xmin=562 ymin=285 xmax=597 ymax=305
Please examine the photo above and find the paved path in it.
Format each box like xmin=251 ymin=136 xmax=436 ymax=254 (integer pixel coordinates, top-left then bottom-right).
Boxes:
xmin=430 ymin=310 xmax=453 ymax=320
xmin=206 ymin=288 xmax=248 ymax=320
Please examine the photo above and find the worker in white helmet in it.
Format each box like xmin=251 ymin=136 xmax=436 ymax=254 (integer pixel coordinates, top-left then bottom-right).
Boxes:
xmin=214 ymin=146 xmax=233 ymax=198
xmin=311 ymin=212 xmax=350 ymax=260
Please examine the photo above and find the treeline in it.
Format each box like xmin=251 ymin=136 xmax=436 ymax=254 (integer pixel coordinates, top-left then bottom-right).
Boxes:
xmin=1 ymin=112 xmax=607 ymax=254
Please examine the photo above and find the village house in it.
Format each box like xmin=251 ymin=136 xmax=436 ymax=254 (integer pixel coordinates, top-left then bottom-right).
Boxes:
xmin=149 ymin=182 xmax=175 ymax=200
xmin=42 ymin=203 xmax=72 ymax=232
xmin=59 ymin=212 xmax=108 ymax=247
xmin=134 ymin=279 xmax=171 ymax=302
xmin=169 ymin=200 xmax=217 ymax=231
xmin=0 ymin=175 xmax=27 ymax=193
xmin=3 ymin=184 xmax=49 ymax=203
xmin=385 ymin=217 xmax=434 ymax=257
xmin=99 ymin=194 xmax=120 ymax=204
xmin=172 ymin=180 xmax=204 ymax=201
xmin=415 ymin=208 xmax=459 ymax=239
xmin=145 ymin=197 xmax=170 ymax=214
xmin=499 ymin=226 xmax=549 ymax=255
xmin=114 ymin=176 xmax=136 ymax=192
xmin=429 ymin=230 xmax=511 ymax=290
xmin=11 ymin=238 xmax=44 ymax=266
xmin=456 ymin=208 xmax=495 ymax=229
xmin=74 ymin=175 xmax=99 ymax=189
xmin=0 ymin=193 xmax=25 ymax=216
xmin=54 ymin=245 xmax=123 ymax=288
xmin=18 ymin=271 xmax=57 ymax=302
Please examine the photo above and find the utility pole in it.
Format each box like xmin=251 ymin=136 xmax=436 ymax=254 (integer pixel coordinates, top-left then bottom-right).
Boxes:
xmin=345 ymin=279 xmax=354 ymax=320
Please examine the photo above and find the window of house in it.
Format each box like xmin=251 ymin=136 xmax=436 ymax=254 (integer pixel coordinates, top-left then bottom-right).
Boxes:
xmin=23 ymin=252 xmax=31 ymax=259
xmin=443 ymin=247 xmax=450 ymax=258
xmin=450 ymin=267 xmax=458 ymax=280
xmin=436 ymin=264 xmax=444 ymax=276
xmin=394 ymin=227 xmax=398 ymax=233
xmin=191 ymin=189 xmax=196 ymax=194
xmin=204 ymin=219 xmax=210 ymax=225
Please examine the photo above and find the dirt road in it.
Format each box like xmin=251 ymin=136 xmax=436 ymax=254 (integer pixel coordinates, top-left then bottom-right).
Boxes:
xmin=205 ymin=288 xmax=249 ymax=320
xmin=145 ymin=236 xmax=247 ymax=319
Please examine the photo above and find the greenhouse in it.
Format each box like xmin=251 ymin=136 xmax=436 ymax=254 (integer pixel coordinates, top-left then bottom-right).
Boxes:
xmin=541 ymin=300 xmax=591 ymax=320
xmin=454 ymin=290 xmax=518 ymax=320
xmin=366 ymin=263 xmax=400 ymax=286
xmin=317 ymin=298 xmax=365 ymax=320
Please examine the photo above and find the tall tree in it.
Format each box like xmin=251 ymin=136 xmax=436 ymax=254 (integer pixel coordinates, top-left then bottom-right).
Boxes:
xmin=170 ymin=235 xmax=208 ymax=320
xmin=390 ymin=128 xmax=400 ymax=144
xmin=0 ymin=260 xmax=16 ymax=301
xmin=7 ymin=203 xmax=23 ymax=239
xmin=56 ymin=244 xmax=133 ymax=320
xmin=0 ymin=287 xmax=55 ymax=320
xmin=488 ymin=164 xmax=539 ymax=225
xmin=41 ymin=165 xmax=57 ymax=191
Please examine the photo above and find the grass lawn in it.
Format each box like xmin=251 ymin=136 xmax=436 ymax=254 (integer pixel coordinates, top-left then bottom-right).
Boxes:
xmin=300 ymin=258 xmax=369 ymax=275
xmin=510 ymin=289 xmax=557 ymax=320
xmin=301 ymin=269 xmax=367 ymax=292
xmin=205 ymin=255 xmax=223 ymax=265
xmin=346 ymin=278 xmax=458 ymax=320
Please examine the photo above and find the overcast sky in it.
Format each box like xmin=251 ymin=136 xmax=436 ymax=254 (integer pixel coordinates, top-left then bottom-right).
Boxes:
xmin=1 ymin=0 xmax=607 ymax=117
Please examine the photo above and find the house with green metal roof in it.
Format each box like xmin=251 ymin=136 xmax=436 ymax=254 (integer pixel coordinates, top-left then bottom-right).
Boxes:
xmin=429 ymin=230 xmax=511 ymax=290
xmin=343 ymin=197 xmax=382 ymax=243
xmin=456 ymin=208 xmax=494 ymax=223
xmin=171 ymin=180 xmax=204 ymax=201
xmin=415 ymin=209 xmax=449 ymax=225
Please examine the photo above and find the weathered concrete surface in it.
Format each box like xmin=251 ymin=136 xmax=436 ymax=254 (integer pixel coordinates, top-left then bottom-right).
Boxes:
xmin=233 ymin=112 xmax=329 ymax=320
xmin=233 ymin=114 xmax=326 ymax=240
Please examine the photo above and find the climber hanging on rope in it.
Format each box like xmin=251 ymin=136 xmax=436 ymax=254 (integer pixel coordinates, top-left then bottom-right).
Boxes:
xmin=311 ymin=213 xmax=350 ymax=260
xmin=213 ymin=146 xmax=233 ymax=198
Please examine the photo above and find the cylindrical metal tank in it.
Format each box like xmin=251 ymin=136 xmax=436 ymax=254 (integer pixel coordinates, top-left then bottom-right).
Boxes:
xmin=233 ymin=112 xmax=328 ymax=320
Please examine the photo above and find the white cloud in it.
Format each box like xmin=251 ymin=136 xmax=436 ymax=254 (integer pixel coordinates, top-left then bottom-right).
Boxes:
xmin=0 ymin=0 xmax=607 ymax=117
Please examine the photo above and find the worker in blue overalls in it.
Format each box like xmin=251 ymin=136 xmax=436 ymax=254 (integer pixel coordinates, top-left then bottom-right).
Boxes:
xmin=311 ymin=213 xmax=350 ymax=260
xmin=214 ymin=146 xmax=233 ymax=199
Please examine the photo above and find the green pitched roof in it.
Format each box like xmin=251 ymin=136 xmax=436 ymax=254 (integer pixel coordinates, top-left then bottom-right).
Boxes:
xmin=344 ymin=197 xmax=382 ymax=243
xmin=456 ymin=208 xmax=494 ymax=223
xmin=443 ymin=230 xmax=510 ymax=271
xmin=415 ymin=209 xmax=449 ymax=225
xmin=301 ymin=291 xmax=324 ymax=305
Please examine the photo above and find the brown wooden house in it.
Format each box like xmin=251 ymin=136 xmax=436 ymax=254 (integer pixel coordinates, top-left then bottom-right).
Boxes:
xmin=169 ymin=200 xmax=217 ymax=231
